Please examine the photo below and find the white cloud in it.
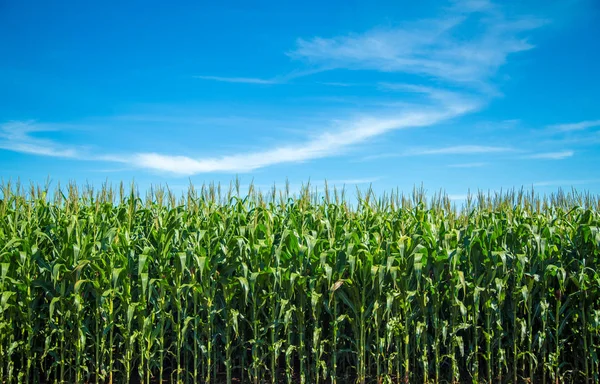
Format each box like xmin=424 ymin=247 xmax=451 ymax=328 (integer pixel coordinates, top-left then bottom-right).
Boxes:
xmin=318 ymin=82 xmax=358 ymax=87
xmin=448 ymin=162 xmax=488 ymax=168
xmin=1 ymin=1 xmax=549 ymax=177
xmin=532 ymin=179 xmax=600 ymax=187
xmin=412 ymin=145 xmax=512 ymax=155
xmin=547 ymin=120 xmax=600 ymax=132
xmin=194 ymin=75 xmax=278 ymax=84
xmin=361 ymin=144 xmax=510 ymax=161
xmin=474 ymin=119 xmax=521 ymax=131
xmin=377 ymin=83 xmax=479 ymax=106
xmin=328 ymin=177 xmax=380 ymax=185
xmin=130 ymin=94 xmax=478 ymax=175
xmin=448 ymin=194 xmax=469 ymax=201
xmin=0 ymin=121 xmax=80 ymax=158
xmin=288 ymin=2 xmax=545 ymax=87
xmin=526 ymin=150 xmax=573 ymax=159
xmin=0 ymin=88 xmax=477 ymax=176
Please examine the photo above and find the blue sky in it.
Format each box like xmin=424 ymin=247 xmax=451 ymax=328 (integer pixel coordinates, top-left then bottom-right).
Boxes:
xmin=1 ymin=0 xmax=599 ymax=199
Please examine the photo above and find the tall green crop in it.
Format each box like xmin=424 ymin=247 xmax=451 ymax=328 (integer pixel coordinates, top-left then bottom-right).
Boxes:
xmin=0 ymin=182 xmax=598 ymax=383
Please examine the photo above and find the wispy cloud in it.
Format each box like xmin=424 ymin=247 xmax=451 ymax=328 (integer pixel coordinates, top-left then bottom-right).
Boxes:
xmin=88 ymin=167 xmax=134 ymax=173
xmin=194 ymin=75 xmax=278 ymax=84
xmin=474 ymin=119 xmax=521 ymax=131
xmin=0 ymin=121 xmax=80 ymax=158
xmin=318 ymin=82 xmax=357 ymax=87
xmin=412 ymin=145 xmax=513 ymax=155
xmin=197 ymin=1 xmax=545 ymax=91
xmin=130 ymin=95 xmax=477 ymax=175
xmin=362 ymin=145 xmax=511 ymax=161
xmin=328 ymin=177 xmax=381 ymax=185
xmin=377 ymin=83 xmax=480 ymax=104
xmin=194 ymin=67 xmax=327 ymax=85
xmin=525 ymin=150 xmax=574 ymax=159
xmin=448 ymin=194 xmax=469 ymax=201
xmin=288 ymin=1 xmax=545 ymax=87
xmin=2 ymin=87 xmax=477 ymax=175
xmin=1 ymin=1 xmax=550 ymax=177
xmin=448 ymin=162 xmax=488 ymax=168
xmin=532 ymin=179 xmax=600 ymax=187
xmin=127 ymin=1 xmax=540 ymax=175
xmin=547 ymin=119 xmax=600 ymax=132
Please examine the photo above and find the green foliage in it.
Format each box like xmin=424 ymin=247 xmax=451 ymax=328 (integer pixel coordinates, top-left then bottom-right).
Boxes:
xmin=0 ymin=181 xmax=599 ymax=383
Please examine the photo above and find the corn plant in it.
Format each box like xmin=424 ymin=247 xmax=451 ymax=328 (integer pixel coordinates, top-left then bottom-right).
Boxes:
xmin=0 ymin=182 xmax=598 ymax=383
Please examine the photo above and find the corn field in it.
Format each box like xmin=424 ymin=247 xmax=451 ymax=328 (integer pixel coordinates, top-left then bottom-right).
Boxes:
xmin=0 ymin=181 xmax=599 ymax=384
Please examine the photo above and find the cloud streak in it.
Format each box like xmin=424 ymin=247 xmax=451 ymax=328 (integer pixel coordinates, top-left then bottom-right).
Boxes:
xmin=130 ymin=95 xmax=478 ymax=175
xmin=288 ymin=2 xmax=545 ymax=87
xmin=448 ymin=194 xmax=469 ymax=201
xmin=194 ymin=75 xmax=278 ymax=84
xmin=532 ymin=179 xmax=600 ymax=187
xmin=0 ymin=90 xmax=479 ymax=175
xmin=448 ymin=162 xmax=488 ymax=168
xmin=412 ymin=145 xmax=513 ymax=155
xmin=127 ymin=1 xmax=544 ymax=175
xmin=525 ymin=150 xmax=574 ymax=159
xmin=0 ymin=121 xmax=80 ymax=158
xmin=0 ymin=1 xmax=550 ymax=177
xmin=362 ymin=144 xmax=512 ymax=161
xmin=547 ymin=120 xmax=600 ymax=132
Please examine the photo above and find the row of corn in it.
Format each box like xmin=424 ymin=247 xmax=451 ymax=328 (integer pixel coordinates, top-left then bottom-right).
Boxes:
xmin=0 ymin=182 xmax=599 ymax=383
